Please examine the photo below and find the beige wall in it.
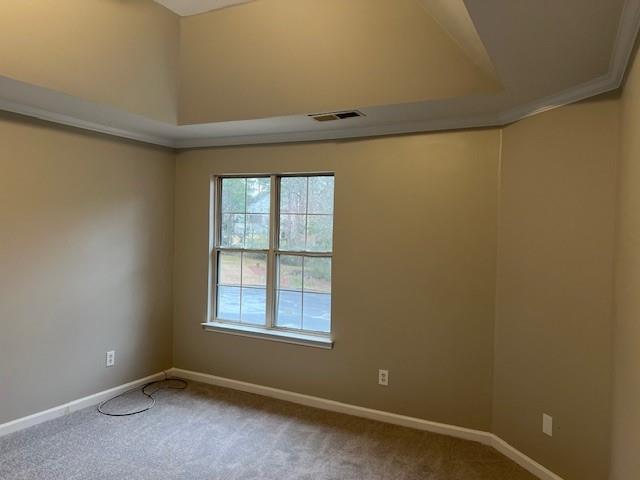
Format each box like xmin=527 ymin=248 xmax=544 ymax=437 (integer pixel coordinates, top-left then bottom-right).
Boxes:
xmin=0 ymin=94 xmax=625 ymax=480
xmin=173 ymin=102 xmax=622 ymax=479
xmin=0 ymin=0 xmax=179 ymax=123
xmin=0 ymin=113 xmax=175 ymax=424
xmin=494 ymin=98 xmax=619 ymax=480
xmin=173 ymin=130 xmax=500 ymax=430
xmin=610 ymin=48 xmax=640 ymax=480
xmin=178 ymin=0 xmax=499 ymax=124
xmin=0 ymin=19 xmax=632 ymax=475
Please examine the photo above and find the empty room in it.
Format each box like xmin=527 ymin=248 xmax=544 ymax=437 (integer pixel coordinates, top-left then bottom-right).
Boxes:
xmin=1 ymin=1 xmax=639 ymax=479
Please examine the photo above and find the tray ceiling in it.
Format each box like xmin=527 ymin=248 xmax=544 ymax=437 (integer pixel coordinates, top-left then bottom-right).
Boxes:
xmin=153 ymin=0 xmax=253 ymax=16
xmin=0 ymin=0 xmax=638 ymax=148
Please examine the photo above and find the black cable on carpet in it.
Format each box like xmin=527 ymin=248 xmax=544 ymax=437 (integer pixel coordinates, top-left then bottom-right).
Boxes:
xmin=97 ymin=373 xmax=188 ymax=417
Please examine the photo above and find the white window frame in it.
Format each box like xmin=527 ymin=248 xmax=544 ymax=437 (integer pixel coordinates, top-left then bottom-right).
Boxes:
xmin=202 ymin=173 xmax=334 ymax=349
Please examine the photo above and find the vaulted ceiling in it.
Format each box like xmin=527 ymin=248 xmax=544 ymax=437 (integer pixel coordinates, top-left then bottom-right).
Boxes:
xmin=153 ymin=0 xmax=253 ymax=17
xmin=0 ymin=0 xmax=637 ymax=147
xmin=178 ymin=0 xmax=501 ymax=124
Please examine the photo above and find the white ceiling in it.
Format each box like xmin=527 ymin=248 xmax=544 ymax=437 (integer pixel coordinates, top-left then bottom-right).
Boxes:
xmin=157 ymin=0 xmax=494 ymax=76
xmin=419 ymin=0 xmax=495 ymax=77
xmin=1 ymin=0 xmax=638 ymax=148
xmin=153 ymin=0 xmax=253 ymax=16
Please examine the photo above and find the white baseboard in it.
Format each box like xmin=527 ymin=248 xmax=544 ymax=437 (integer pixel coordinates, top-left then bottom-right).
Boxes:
xmin=491 ymin=436 xmax=564 ymax=480
xmin=0 ymin=367 xmax=564 ymax=480
xmin=168 ymin=368 xmax=565 ymax=480
xmin=0 ymin=371 xmax=166 ymax=438
xmin=167 ymin=367 xmax=491 ymax=444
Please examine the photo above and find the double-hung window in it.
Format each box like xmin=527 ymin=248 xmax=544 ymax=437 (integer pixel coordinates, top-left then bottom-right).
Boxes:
xmin=207 ymin=174 xmax=334 ymax=347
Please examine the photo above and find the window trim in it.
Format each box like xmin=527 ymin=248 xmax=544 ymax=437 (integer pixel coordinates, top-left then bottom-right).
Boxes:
xmin=200 ymin=321 xmax=334 ymax=349
xmin=205 ymin=173 xmax=334 ymax=348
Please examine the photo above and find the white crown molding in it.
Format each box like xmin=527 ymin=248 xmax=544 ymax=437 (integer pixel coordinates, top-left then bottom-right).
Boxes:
xmin=611 ymin=0 xmax=640 ymax=86
xmin=499 ymin=73 xmax=614 ymax=125
xmin=0 ymin=76 xmax=177 ymax=147
xmin=1 ymin=0 xmax=638 ymax=149
xmin=172 ymin=110 xmax=504 ymax=148
xmin=0 ymin=96 xmax=175 ymax=148
xmin=178 ymin=0 xmax=640 ymax=149
xmin=499 ymin=0 xmax=640 ymax=125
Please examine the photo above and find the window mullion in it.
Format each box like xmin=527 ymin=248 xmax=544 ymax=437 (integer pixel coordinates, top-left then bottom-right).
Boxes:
xmin=216 ymin=176 xmax=223 ymax=249
xmin=209 ymin=176 xmax=222 ymax=323
xmin=266 ymin=175 xmax=278 ymax=328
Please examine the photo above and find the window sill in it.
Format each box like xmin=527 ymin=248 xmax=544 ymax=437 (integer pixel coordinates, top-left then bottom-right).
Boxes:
xmin=201 ymin=322 xmax=334 ymax=350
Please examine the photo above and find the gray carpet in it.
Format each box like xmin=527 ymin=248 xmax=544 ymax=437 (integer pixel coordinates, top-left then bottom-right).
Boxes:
xmin=0 ymin=380 xmax=537 ymax=480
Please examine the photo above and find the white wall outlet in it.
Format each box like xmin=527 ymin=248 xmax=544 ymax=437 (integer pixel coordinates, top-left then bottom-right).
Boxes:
xmin=543 ymin=413 xmax=553 ymax=437
xmin=378 ymin=369 xmax=389 ymax=386
xmin=106 ymin=350 xmax=115 ymax=367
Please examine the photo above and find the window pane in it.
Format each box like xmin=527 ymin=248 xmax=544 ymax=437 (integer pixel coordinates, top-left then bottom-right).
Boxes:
xmin=218 ymin=251 xmax=241 ymax=285
xmin=308 ymin=176 xmax=334 ymax=214
xmin=241 ymin=287 xmax=266 ymax=325
xmin=302 ymin=293 xmax=331 ymax=333
xmin=306 ymin=215 xmax=333 ymax=251
xmin=246 ymin=214 xmax=269 ymax=249
xmin=276 ymin=290 xmax=302 ymax=329
xmin=221 ymin=178 xmax=246 ymax=213
xmin=242 ymin=252 xmax=267 ymax=287
xmin=303 ymin=257 xmax=331 ymax=293
xmin=279 ymin=214 xmax=306 ymax=251
xmin=221 ymin=213 xmax=245 ymax=248
xmin=278 ymin=255 xmax=302 ymax=290
xmin=280 ymin=177 xmax=307 ymax=214
xmin=246 ymin=178 xmax=271 ymax=214
xmin=214 ymin=175 xmax=333 ymax=334
xmin=217 ymin=286 xmax=241 ymax=321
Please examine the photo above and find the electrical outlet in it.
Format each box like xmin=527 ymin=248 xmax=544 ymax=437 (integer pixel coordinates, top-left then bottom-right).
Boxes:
xmin=543 ymin=413 xmax=553 ymax=437
xmin=106 ymin=350 xmax=115 ymax=367
xmin=378 ymin=369 xmax=389 ymax=386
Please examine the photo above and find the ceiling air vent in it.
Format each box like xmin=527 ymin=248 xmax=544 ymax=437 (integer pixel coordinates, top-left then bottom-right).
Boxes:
xmin=309 ymin=110 xmax=364 ymax=122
